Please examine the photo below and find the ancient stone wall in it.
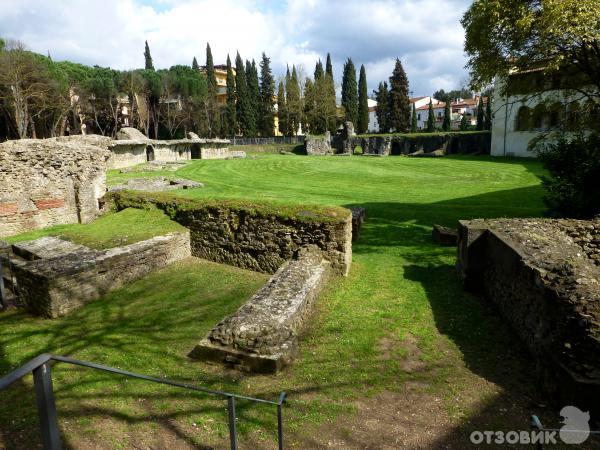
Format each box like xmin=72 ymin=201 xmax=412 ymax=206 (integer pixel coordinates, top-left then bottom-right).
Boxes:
xmin=13 ymin=231 xmax=190 ymax=317
xmin=190 ymin=246 xmax=330 ymax=372
xmin=108 ymin=191 xmax=353 ymax=276
xmin=0 ymin=136 xmax=112 ymax=238
xmin=457 ymin=218 xmax=600 ymax=410
xmin=305 ymin=132 xmax=333 ymax=155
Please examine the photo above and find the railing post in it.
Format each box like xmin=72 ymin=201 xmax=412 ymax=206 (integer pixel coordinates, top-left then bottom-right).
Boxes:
xmin=227 ymin=396 xmax=238 ymax=450
xmin=277 ymin=392 xmax=286 ymax=450
xmin=33 ymin=362 xmax=61 ymax=450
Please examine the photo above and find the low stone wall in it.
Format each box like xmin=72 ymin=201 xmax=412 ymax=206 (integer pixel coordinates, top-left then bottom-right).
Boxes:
xmin=189 ymin=246 xmax=330 ymax=372
xmin=12 ymin=231 xmax=190 ymax=317
xmin=457 ymin=218 xmax=600 ymax=409
xmin=305 ymin=132 xmax=333 ymax=155
xmin=107 ymin=191 xmax=353 ymax=276
xmin=0 ymin=135 xmax=112 ymax=238
xmin=355 ymin=131 xmax=491 ymax=156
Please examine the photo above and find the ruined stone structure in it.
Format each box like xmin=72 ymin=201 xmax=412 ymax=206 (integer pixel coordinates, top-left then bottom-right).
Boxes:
xmin=305 ymin=131 xmax=334 ymax=155
xmin=9 ymin=231 xmax=190 ymax=317
xmin=190 ymin=246 xmax=330 ymax=372
xmin=108 ymin=191 xmax=353 ymax=276
xmin=355 ymin=132 xmax=491 ymax=156
xmin=457 ymin=218 xmax=600 ymax=409
xmin=108 ymin=128 xmax=230 ymax=169
xmin=108 ymin=177 xmax=203 ymax=192
xmin=0 ymin=136 xmax=112 ymax=238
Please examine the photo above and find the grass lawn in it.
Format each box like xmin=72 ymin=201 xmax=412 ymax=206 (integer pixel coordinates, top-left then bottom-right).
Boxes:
xmin=3 ymin=154 xmax=576 ymax=448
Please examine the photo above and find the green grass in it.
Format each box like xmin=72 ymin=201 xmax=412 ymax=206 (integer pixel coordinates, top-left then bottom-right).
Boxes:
xmin=0 ymin=154 xmax=550 ymax=448
xmin=4 ymin=208 xmax=185 ymax=249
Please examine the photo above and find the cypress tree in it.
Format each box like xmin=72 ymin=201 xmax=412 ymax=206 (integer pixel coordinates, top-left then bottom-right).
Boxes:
xmin=485 ymin=97 xmax=492 ymax=130
xmin=287 ymin=66 xmax=302 ymax=135
xmin=460 ymin=113 xmax=469 ymax=130
xmin=245 ymin=59 xmax=260 ymax=137
xmin=325 ymin=53 xmax=337 ymax=131
xmin=235 ymin=52 xmax=252 ymax=136
xmin=303 ymin=78 xmax=315 ymax=134
xmin=426 ymin=99 xmax=436 ymax=132
xmin=192 ymin=56 xmax=199 ymax=71
xmin=314 ymin=59 xmax=324 ymax=80
xmin=205 ymin=43 xmax=217 ymax=94
xmin=277 ymin=80 xmax=287 ymax=136
xmin=411 ymin=102 xmax=417 ymax=133
xmin=258 ymin=53 xmax=275 ymax=136
xmin=341 ymin=58 xmax=358 ymax=125
xmin=357 ymin=65 xmax=369 ymax=134
xmin=388 ymin=58 xmax=411 ymax=132
xmin=476 ymin=96 xmax=485 ymax=130
xmin=225 ymin=54 xmax=237 ymax=136
xmin=205 ymin=43 xmax=219 ymax=137
xmin=144 ymin=41 xmax=154 ymax=70
xmin=442 ymin=101 xmax=451 ymax=131
xmin=374 ymin=81 xmax=389 ymax=133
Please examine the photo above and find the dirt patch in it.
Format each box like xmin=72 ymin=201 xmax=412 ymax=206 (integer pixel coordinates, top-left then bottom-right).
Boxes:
xmin=377 ymin=332 xmax=427 ymax=373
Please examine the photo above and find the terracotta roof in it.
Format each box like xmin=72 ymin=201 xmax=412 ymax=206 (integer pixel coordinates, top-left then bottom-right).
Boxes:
xmin=416 ymin=102 xmax=446 ymax=111
xmin=409 ymin=96 xmax=427 ymax=103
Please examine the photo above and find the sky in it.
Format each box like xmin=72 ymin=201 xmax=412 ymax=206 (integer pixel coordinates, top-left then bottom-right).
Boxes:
xmin=0 ymin=0 xmax=473 ymax=97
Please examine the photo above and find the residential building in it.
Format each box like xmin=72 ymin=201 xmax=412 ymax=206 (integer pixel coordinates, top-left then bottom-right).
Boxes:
xmin=367 ymin=98 xmax=378 ymax=132
xmin=413 ymin=96 xmax=487 ymax=130
xmin=200 ymin=64 xmax=235 ymax=105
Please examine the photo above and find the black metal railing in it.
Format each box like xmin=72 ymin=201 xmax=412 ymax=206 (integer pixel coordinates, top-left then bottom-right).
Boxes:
xmin=0 ymin=354 xmax=287 ymax=450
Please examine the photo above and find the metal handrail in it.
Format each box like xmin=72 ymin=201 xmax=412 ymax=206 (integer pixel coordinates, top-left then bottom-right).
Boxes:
xmin=0 ymin=354 xmax=287 ymax=450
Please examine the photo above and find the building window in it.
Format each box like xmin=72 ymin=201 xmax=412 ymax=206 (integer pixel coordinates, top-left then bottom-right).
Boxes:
xmin=566 ymin=102 xmax=580 ymax=131
xmin=548 ymin=103 xmax=563 ymax=129
xmin=417 ymin=113 xmax=421 ymax=120
xmin=515 ymin=106 xmax=532 ymax=131
xmin=532 ymin=104 xmax=547 ymax=131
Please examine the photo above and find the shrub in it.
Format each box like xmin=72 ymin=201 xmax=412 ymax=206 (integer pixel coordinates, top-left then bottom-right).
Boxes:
xmin=534 ymin=132 xmax=600 ymax=218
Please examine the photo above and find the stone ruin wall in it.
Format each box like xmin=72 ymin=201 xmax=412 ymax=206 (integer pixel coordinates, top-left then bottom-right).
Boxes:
xmin=0 ymin=135 xmax=112 ymax=238
xmin=457 ymin=218 xmax=600 ymax=410
xmin=12 ymin=231 xmax=190 ymax=317
xmin=356 ymin=132 xmax=491 ymax=156
xmin=108 ymin=192 xmax=353 ymax=277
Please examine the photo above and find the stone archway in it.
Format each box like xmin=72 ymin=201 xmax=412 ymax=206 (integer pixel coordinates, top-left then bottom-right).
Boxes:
xmin=146 ymin=145 xmax=155 ymax=162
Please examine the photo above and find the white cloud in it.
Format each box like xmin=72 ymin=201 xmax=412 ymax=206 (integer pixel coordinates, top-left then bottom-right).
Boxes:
xmin=0 ymin=0 xmax=472 ymax=95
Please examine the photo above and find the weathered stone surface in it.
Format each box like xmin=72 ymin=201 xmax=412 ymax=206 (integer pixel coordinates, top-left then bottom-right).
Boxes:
xmin=361 ymin=136 xmax=392 ymax=156
xmin=108 ymin=192 xmax=353 ymax=276
xmin=187 ymin=131 xmax=200 ymax=139
xmin=350 ymin=207 xmax=366 ymax=242
xmin=13 ymin=232 xmax=191 ymax=317
xmin=432 ymin=224 xmax=457 ymax=246
xmin=305 ymin=134 xmax=333 ymax=155
xmin=108 ymin=177 xmax=203 ymax=192
xmin=229 ymin=150 xmax=246 ymax=158
xmin=116 ymin=127 xmax=148 ymax=141
xmin=189 ymin=246 xmax=330 ymax=372
xmin=0 ymin=136 xmax=111 ymax=238
xmin=12 ymin=237 xmax=91 ymax=260
xmin=457 ymin=217 xmax=600 ymax=409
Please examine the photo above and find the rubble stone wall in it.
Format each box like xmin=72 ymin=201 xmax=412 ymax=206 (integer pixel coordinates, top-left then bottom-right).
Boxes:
xmin=457 ymin=218 xmax=600 ymax=409
xmin=108 ymin=191 xmax=353 ymax=276
xmin=13 ymin=231 xmax=190 ymax=317
xmin=189 ymin=246 xmax=330 ymax=372
xmin=0 ymin=135 xmax=112 ymax=238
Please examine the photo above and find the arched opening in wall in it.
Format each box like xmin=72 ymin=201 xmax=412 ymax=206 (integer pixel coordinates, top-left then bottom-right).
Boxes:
xmin=548 ymin=102 xmax=564 ymax=130
xmin=146 ymin=145 xmax=155 ymax=161
xmin=515 ymin=106 xmax=532 ymax=131
xmin=584 ymin=100 xmax=600 ymax=133
xmin=391 ymin=140 xmax=402 ymax=155
xmin=191 ymin=144 xmax=200 ymax=159
xmin=353 ymin=145 xmax=363 ymax=155
xmin=531 ymin=104 xmax=547 ymax=131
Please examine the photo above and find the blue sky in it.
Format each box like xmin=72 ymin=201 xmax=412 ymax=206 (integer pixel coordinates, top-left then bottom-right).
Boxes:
xmin=0 ymin=0 xmax=473 ymax=96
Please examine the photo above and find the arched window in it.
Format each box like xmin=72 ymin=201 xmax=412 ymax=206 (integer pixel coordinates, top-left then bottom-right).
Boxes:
xmin=585 ymin=100 xmax=600 ymax=133
xmin=532 ymin=104 xmax=547 ymax=131
xmin=515 ymin=106 xmax=531 ymax=131
xmin=548 ymin=102 xmax=564 ymax=129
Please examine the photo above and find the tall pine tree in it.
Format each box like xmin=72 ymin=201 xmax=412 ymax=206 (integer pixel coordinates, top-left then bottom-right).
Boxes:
xmin=144 ymin=41 xmax=154 ymax=70
xmin=235 ymin=52 xmax=253 ymax=136
xmin=460 ymin=113 xmax=469 ymax=130
xmin=426 ymin=99 xmax=436 ymax=132
xmin=303 ymin=78 xmax=315 ymax=134
xmin=325 ymin=53 xmax=337 ymax=131
xmin=357 ymin=65 xmax=369 ymax=134
xmin=258 ymin=53 xmax=275 ymax=136
xmin=245 ymin=59 xmax=260 ymax=137
xmin=314 ymin=59 xmax=324 ymax=80
xmin=388 ymin=58 xmax=410 ymax=132
xmin=277 ymin=80 xmax=287 ymax=136
xmin=341 ymin=58 xmax=358 ymax=125
xmin=374 ymin=81 xmax=389 ymax=133
xmin=476 ymin=96 xmax=485 ymax=130
xmin=192 ymin=56 xmax=199 ymax=71
xmin=485 ymin=97 xmax=492 ymax=130
xmin=442 ymin=101 xmax=451 ymax=131
xmin=225 ymin=54 xmax=237 ymax=136
xmin=204 ymin=43 xmax=220 ymax=137
xmin=411 ymin=102 xmax=417 ymax=132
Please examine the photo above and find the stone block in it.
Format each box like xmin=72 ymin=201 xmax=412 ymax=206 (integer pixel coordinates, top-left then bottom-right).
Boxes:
xmin=432 ymin=224 xmax=457 ymax=246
